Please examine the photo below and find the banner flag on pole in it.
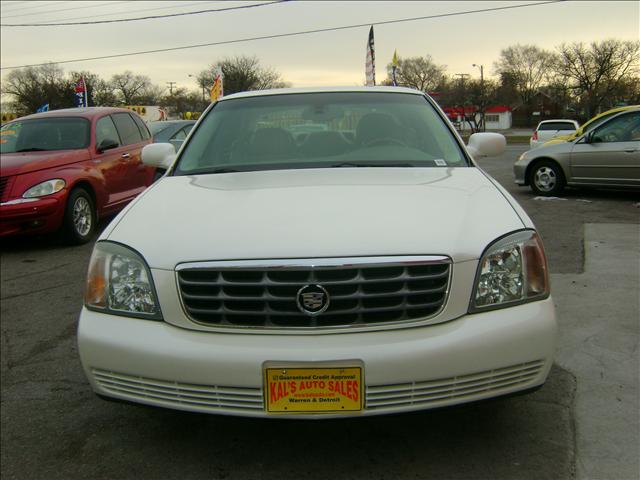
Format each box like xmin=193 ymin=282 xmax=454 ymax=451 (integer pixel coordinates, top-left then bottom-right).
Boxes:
xmin=36 ymin=103 xmax=49 ymax=113
xmin=210 ymin=70 xmax=224 ymax=103
xmin=365 ymin=25 xmax=375 ymax=86
xmin=392 ymin=50 xmax=399 ymax=86
xmin=74 ymin=76 xmax=88 ymax=108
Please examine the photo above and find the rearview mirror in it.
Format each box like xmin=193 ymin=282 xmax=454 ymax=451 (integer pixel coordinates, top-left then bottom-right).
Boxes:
xmin=466 ymin=132 xmax=506 ymax=158
xmin=97 ymin=138 xmax=119 ymax=153
xmin=142 ymin=143 xmax=176 ymax=170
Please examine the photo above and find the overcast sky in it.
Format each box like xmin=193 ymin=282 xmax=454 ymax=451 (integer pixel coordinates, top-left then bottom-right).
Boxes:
xmin=1 ymin=0 xmax=638 ymax=91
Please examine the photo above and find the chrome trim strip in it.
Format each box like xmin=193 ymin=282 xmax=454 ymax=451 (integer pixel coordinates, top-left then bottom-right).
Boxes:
xmin=176 ymin=255 xmax=451 ymax=271
xmin=0 ymin=197 xmax=39 ymax=206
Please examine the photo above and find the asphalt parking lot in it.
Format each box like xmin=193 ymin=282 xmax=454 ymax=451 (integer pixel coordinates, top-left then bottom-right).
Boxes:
xmin=1 ymin=144 xmax=638 ymax=480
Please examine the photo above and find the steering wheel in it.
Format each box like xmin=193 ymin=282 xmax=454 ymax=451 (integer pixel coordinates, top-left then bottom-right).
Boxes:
xmin=364 ymin=137 xmax=407 ymax=147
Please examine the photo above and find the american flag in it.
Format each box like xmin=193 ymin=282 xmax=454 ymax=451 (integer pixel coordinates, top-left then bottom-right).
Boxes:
xmin=74 ymin=76 xmax=87 ymax=107
xmin=365 ymin=26 xmax=375 ymax=87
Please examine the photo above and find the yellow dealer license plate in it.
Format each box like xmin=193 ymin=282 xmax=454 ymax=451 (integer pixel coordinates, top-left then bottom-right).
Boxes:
xmin=264 ymin=363 xmax=363 ymax=414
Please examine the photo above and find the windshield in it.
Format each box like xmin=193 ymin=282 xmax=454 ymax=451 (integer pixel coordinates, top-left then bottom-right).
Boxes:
xmin=0 ymin=117 xmax=90 ymax=154
xmin=149 ymin=122 xmax=173 ymax=135
xmin=174 ymin=92 xmax=467 ymax=175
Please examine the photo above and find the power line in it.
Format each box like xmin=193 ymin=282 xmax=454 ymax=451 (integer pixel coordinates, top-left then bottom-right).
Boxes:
xmin=2 ymin=0 xmax=287 ymax=26
xmin=0 ymin=1 xmax=128 ymax=19
xmin=0 ymin=1 xmax=70 ymax=13
xmin=0 ymin=1 xmax=565 ymax=71
xmin=2 ymin=1 xmax=224 ymax=24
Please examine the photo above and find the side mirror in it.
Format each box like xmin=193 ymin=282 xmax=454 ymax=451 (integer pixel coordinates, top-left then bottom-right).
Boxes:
xmin=142 ymin=143 xmax=176 ymax=170
xmin=97 ymin=138 xmax=119 ymax=153
xmin=466 ymin=132 xmax=506 ymax=158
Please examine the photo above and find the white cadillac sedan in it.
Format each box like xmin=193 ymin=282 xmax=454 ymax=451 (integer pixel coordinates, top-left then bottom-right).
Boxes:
xmin=78 ymin=87 xmax=556 ymax=418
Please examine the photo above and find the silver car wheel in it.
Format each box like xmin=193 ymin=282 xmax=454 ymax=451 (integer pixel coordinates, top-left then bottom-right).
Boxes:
xmin=73 ymin=196 xmax=92 ymax=236
xmin=534 ymin=166 xmax=557 ymax=192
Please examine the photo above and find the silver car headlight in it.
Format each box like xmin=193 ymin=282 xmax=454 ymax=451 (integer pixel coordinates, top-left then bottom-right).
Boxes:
xmin=22 ymin=179 xmax=66 ymax=198
xmin=470 ymin=230 xmax=549 ymax=312
xmin=84 ymin=241 xmax=162 ymax=319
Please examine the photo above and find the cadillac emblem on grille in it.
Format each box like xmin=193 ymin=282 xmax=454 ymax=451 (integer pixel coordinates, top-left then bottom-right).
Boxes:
xmin=296 ymin=284 xmax=330 ymax=316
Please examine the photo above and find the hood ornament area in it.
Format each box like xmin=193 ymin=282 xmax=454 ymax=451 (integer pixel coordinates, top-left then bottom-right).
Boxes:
xmin=296 ymin=284 xmax=330 ymax=316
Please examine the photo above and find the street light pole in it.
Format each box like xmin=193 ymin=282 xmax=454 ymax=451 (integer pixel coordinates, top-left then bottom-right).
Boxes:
xmin=472 ymin=63 xmax=485 ymax=131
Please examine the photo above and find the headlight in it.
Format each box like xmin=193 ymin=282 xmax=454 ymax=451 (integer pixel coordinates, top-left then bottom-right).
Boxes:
xmin=518 ymin=153 xmax=527 ymax=162
xmin=470 ymin=230 xmax=549 ymax=312
xmin=84 ymin=241 xmax=162 ymax=319
xmin=22 ymin=179 xmax=66 ymax=198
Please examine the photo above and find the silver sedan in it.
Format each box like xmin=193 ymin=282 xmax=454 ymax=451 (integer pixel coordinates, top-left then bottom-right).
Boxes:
xmin=514 ymin=108 xmax=640 ymax=195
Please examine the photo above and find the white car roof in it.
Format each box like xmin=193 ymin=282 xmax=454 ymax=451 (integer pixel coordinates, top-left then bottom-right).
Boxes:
xmin=220 ymin=86 xmax=424 ymax=101
xmin=537 ymin=119 xmax=579 ymax=125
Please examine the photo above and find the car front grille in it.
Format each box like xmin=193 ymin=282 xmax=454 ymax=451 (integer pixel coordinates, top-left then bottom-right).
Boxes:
xmin=365 ymin=360 xmax=545 ymax=410
xmin=92 ymin=369 xmax=263 ymax=412
xmin=92 ymin=360 xmax=544 ymax=415
xmin=176 ymin=256 xmax=451 ymax=330
xmin=0 ymin=176 xmax=10 ymax=202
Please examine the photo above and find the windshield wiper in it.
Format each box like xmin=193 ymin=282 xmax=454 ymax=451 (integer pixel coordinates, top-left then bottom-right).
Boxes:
xmin=330 ymin=162 xmax=417 ymax=168
xmin=14 ymin=147 xmax=48 ymax=152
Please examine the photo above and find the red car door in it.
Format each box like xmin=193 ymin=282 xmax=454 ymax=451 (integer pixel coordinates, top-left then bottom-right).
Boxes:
xmin=111 ymin=112 xmax=152 ymax=198
xmin=93 ymin=114 xmax=133 ymax=211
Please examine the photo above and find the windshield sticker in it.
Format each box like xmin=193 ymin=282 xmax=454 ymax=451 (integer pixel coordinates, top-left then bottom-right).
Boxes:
xmin=434 ymin=159 xmax=447 ymax=166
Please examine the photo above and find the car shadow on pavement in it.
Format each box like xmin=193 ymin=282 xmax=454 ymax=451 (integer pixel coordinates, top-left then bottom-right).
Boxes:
xmin=2 ymin=365 xmax=576 ymax=480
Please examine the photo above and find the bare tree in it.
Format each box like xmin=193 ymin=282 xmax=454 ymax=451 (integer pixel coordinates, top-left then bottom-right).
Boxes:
xmin=383 ymin=55 xmax=447 ymax=92
xmin=1 ymin=64 xmax=73 ymax=114
xmin=198 ymin=55 xmax=288 ymax=96
xmin=553 ymin=39 xmax=640 ymax=117
xmin=494 ymin=44 xmax=554 ymax=107
xmin=110 ymin=71 xmax=154 ymax=105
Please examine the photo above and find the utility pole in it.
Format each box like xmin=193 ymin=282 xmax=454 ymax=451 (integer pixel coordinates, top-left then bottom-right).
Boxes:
xmin=455 ymin=74 xmax=470 ymax=132
xmin=472 ymin=64 xmax=485 ymax=131
xmin=166 ymin=82 xmax=176 ymax=95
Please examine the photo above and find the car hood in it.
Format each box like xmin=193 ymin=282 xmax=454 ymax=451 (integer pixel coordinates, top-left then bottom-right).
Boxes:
xmin=0 ymin=149 xmax=91 ymax=176
xmin=106 ymin=167 xmax=526 ymax=269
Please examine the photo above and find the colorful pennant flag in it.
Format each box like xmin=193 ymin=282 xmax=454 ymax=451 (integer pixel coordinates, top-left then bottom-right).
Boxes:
xmin=36 ymin=103 xmax=49 ymax=113
xmin=365 ymin=26 xmax=375 ymax=87
xmin=210 ymin=70 xmax=224 ymax=103
xmin=392 ymin=50 xmax=399 ymax=86
xmin=74 ymin=76 xmax=88 ymax=108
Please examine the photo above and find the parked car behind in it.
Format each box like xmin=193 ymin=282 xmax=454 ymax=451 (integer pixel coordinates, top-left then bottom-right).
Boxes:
xmin=149 ymin=120 xmax=195 ymax=152
xmin=530 ymin=119 xmax=579 ymax=149
xmin=515 ymin=108 xmax=640 ymax=195
xmin=78 ymin=87 xmax=557 ymax=419
xmin=543 ymin=105 xmax=639 ymax=147
xmin=0 ymin=107 xmax=154 ymax=243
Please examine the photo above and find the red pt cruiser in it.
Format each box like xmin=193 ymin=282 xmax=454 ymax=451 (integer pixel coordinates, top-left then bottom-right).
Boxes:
xmin=0 ymin=107 xmax=155 ymax=243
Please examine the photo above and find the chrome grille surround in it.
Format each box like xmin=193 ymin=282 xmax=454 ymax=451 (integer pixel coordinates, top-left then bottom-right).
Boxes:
xmin=176 ymin=256 xmax=452 ymax=331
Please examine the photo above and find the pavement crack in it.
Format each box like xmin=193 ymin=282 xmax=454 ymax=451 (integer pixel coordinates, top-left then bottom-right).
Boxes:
xmin=2 ymin=263 xmax=73 ymax=282
xmin=1 ymin=281 xmax=76 ymax=301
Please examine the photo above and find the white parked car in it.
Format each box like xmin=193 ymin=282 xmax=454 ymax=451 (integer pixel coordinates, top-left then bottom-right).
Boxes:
xmin=530 ymin=119 xmax=579 ymax=148
xmin=78 ymin=87 xmax=557 ymax=418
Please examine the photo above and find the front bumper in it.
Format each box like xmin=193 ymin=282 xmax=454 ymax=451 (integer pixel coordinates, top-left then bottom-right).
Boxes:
xmin=78 ymin=298 xmax=557 ymax=418
xmin=514 ymin=159 xmax=529 ymax=186
xmin=0 ymin=195 xmax=65 ymax=236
